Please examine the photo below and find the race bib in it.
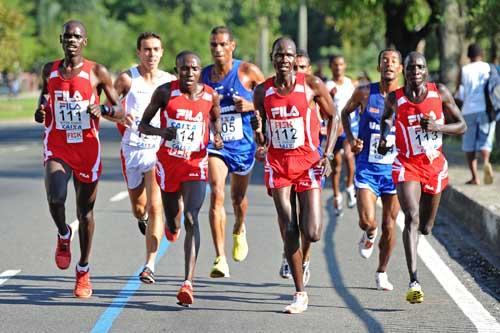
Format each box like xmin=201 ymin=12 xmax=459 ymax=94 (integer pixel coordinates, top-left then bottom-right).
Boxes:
xmin=54 ymin=99 xmax=91 ymax=130
xmin=165 ymin=119 xmax=203 ymax=158
xmin=408 ymin=125 xmax=442 ymax=156
xmin=220 ymin=113 xmax=243 ymax=141
xmin=128 ymin=117 xmax=160 ymax=149
xmin=269 ymin=117 xmax=305 ymax=149
xmin=368 ymin=133 xmax=396 ymax=164
xmin=66 ymin=129 xmax=83 ymax=144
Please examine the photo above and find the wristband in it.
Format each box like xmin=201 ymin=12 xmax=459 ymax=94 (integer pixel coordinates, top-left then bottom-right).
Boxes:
xmin=100 ymin=105 xmax=115 ymax=117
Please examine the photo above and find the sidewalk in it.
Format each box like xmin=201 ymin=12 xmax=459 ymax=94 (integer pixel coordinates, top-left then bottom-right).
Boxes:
xmin=441 ymin=138 xmax=500 ymax=257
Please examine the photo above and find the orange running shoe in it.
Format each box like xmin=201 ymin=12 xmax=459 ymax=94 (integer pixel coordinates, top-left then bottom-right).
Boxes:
xmin=74 ymin=269 xmax=92 ymax=298
xmin=177 ymin=281 xmax=194 ymax=305
xmin=55 ymin=226 xmax=72 ymax=270
xmin=165 ymin=226 xmax=181 ymax=242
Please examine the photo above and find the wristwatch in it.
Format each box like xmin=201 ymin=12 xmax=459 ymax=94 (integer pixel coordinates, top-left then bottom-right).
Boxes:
xmin=325 ymin=153 xmax=334 ymax=161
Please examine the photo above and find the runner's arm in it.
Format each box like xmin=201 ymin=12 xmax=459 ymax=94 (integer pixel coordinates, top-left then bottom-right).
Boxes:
xmin=110 ymin=71 xmax=132 ymax=125
xmin=341 ymin=86 xmax=367 ymax=154
xmin=34 ymin=63 xmax=52 ymax=124
xmin=378 ymin=91 xmax=396 ymax=155
xmin=234 ymin=62 xmax=265 ymax=113
xmin=252 ymin=83 xmax=267 ymax=146
xmin=90 ymin=63 xmax=124 ymax=121
xmin=139 ymin=83 xmax=175 ymax=140
xmin=210 ymin=91 xmax=224 ymax=149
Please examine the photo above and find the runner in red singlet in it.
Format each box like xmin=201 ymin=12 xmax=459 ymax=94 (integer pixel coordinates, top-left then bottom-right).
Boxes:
xmin=378 ymin=52 xmax=466 ymax=304
xmin=34 ymin=20 xmax=124 ymax=298
xmin=253 ymin=37 xmax=339 ymax=314
xmin=139 ymin=51 xmax=223 ymax=306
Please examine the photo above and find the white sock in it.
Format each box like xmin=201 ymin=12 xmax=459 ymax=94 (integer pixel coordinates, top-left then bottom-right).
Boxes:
xmin=183 ymin=280 xmax=192 ymax=287
xmin=76 ymin=263 xmax=89 ymax=272
xmin=59 ymin=226 xmax=71 ymax=240
xmin=346 ymin=185 xmax=355 ymax=194
xmin=145 ymin=263 xmax=155 ymax=272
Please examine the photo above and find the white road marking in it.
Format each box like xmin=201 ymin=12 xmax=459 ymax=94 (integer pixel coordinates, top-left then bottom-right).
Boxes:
xmin=395 ymin=212 xmax=500 ymax=332
xmin=0 ymin=270 xmax=21 ymax=285
xmin=109 ymin=191 xmax=129 ymax=202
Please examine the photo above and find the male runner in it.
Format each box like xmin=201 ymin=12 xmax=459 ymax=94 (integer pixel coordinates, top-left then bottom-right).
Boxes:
xmin=342 ymin=49 xmax=403 ymax=291
xmin=139 ymin=51 xmax=223 ymax=306
xmin=378 ymin=52 xmax=466 ymax=303
xmin=34 ymin=20 xmax=124 ymax=298
xmin=254 ymin=37 xmax=339 ymax=314
xmin=201 ymin=26 xmax=264 ymax=278
xmin=326 ymin=55 xmax=357 ymax=216
xmin=112 ymin=32 xmax=178 ymax=284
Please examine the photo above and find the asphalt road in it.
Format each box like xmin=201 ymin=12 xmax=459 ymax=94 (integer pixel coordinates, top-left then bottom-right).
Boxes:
xmin=0 ymin=122 xmax=499 ymax=333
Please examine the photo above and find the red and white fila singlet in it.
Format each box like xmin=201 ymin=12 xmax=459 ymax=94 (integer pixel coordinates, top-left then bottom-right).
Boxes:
xmin=45 ymin=59 xmax=101 ymax=183
xmin=394 ymin=82 xmax=445 ymax=164
xmin=263 ymin=72 xmax=321 ymax=164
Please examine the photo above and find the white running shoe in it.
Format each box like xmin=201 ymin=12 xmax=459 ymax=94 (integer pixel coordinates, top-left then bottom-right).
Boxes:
xmin=334 ymin=195 xmax=344 ymax=217
xmin=303 ymin=261 xmax=311 ymax=286
xmin=279 ymin=254 xmax=292 ymax=279
xmin=375 ymin=272 xmax=394 ymax=291
xmin=358 ymin=228 xmax=377 ymax=259
xmin=346 ymin=186 xmax=357 ymax=208
xmin=284 ymin=291 xmax=308 ymax=314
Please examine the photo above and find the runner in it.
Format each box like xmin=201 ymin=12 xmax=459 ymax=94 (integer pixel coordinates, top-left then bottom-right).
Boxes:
xmin=254 ymin=37 xmax=339 ymax=314
xmin=34 ymin=20 xmax=124 ymax=298
xmin=378 ymin=52 xmax=466 ymax=303
xmin=139 ymin=50 xmax=223 ymax=306
xmin=326 ymin=55 xmax=357 ymax=216
xmin=201 ymin=26 xmax=264 ymax=278
xmin=341 ymin=49 xmax=403 ymax=291
xmin=112 ymin=32 xmax=178 ymax=284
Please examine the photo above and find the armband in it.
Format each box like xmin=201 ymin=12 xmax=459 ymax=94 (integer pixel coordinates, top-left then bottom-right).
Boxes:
xmin=100 ymin=105 xmax=115 ymax=117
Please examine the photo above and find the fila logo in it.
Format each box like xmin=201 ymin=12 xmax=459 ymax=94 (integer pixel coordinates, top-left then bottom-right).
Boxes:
xmin=79 ymin=172 xmax=90 ymax=179
xmin=55 ymin=90 xmax=83 ymax=102
xmin=271 ymin=105 xmax=300 ymax=118
xmin=176 ymin=109 xmax=203 ymax=121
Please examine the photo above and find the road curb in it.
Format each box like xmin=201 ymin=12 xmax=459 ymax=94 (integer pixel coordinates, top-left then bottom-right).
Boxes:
xmin=441 ymin=185 xmax=500 ymax=255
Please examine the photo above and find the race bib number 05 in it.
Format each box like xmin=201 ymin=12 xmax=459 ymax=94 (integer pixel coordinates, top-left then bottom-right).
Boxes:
xmin=220 ymin=113 xmax=243 ymax=142
xmin=369 ymin=133 xmax=396 ymax=164
xmin=270 ymin=117 xmax=305 ymax=149
xmin=165 ymin=119 xmax=203 ymax=158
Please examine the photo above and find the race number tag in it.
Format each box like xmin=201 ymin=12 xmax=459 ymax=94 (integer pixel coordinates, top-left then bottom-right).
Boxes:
xmin=165 ymin=119 xmax=203 ymax=159
xmin=129 ymin=118 xmax=160 ymax=149
xmin=408 ymin=125 xmax=442 ymax=158
xmin=220 ymin=113 xmax=243 ymax=141
xmin=368 ymin=133 xmax=396 ymax=164
xmin=54 ymin=99 xmax=91 ymax=130
xmin=66 ymin=129 xmax=83 ymax=143
xmin=269 ymin=117 xmax=305 ymax=149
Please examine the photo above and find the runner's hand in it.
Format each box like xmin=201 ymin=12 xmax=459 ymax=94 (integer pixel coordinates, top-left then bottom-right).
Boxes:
xmin=123 ymin=114 xmax=134 ymax=128
xmin=233 ymin=95 xmax=253 ymax=113
xmin=162 ymin=126 xmax=177 ymax=140
xmin=87 ymin=104 xmax=101 ymax=119
xmin=251 ymin=110 xmax=262 ymax=133
xmin=319 ymin=156 xmax=332 ymax=177
xmin=350 ymin=138 xmax=364 ymax=154
xmin=34 ymin=104 xmax=46 ymax=123
xmin=255 ymin=145 xmax=267 ymax=162
xmin=213 ymin=132 xmax=224 ymax=149
xmin=420 ymin=114 xmax=440 ymax=132
xmin=377 ymin=138 xmax=393 ymax=155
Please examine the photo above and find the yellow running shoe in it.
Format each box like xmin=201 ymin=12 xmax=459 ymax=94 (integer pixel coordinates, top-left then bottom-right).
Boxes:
xmin=232 ymin=227 xmax=248 ymax=262
xmin=406 ymin=281 xmax=424 ymax=304
xmin=210 ymin=256 xmax=230 ymax=278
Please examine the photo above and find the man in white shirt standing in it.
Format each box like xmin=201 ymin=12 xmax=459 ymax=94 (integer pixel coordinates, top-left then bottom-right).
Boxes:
xmin=456 ymin=43 xmax=495 ymax=185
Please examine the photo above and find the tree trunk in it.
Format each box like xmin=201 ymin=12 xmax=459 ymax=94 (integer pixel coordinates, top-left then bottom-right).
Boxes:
xmin=437 ymin=0 xmax=467 ymax=90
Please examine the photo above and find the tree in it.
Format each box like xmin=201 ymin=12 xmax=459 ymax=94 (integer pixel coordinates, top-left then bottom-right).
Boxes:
xmin=0 ymin=1 xmax=26 ymax=71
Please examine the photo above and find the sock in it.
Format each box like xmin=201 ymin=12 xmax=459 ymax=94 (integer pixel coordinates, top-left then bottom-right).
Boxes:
xmin=145 ymin=263 xmax=155 ymax=272
xmin=77 ymin=263 xmax=89 ymax=273
xmin=410 ymin=271 xmax=418 ymax=284
xmin=346 ymin=185 xmax=355 ymax=193
xmin=139 ymin=213 xmax=148 ymax=222
xmin=183 ymin=280 xmax=192 ymax=287
xmin=59 ymin=225 xmax=71 ymax=240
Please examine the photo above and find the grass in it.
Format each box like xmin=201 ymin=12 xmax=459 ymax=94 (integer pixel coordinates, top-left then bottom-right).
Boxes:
xmin=0 ymin=97 xmax=38 ymax=121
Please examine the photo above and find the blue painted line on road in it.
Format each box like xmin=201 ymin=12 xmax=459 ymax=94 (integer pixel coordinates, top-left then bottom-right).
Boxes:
xmin=91 ymin=237 xmax=171 ymax=333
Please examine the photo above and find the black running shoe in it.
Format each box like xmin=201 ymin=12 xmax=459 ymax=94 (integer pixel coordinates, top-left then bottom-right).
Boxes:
xmin=139 ymin=267 xmax=155 ymax=284
xmin=138 ymin=218 xmax=148 ymax=235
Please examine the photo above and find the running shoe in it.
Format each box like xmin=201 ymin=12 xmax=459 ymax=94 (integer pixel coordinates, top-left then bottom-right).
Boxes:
xmin=334 ymin=195 xmax=344 ymax=217
xmin=137 ymin=217 xmax=148 ymax=235
xmin=484 ymin=162 xmax=494 ymax=185
xmin=210 ymin=256 xmax=230 ymax=278
xmin=346 ymin=186 xmax=357 ymax=208
xmin=232 ymin=227 xmax=248 ymax=262
xmin=55 ymin=225 xmax=72 ymax=270
xmin=139 ymin=266 xmax=155 ymax=284
xmin=165 ymin=226 xmax=181 ymax=242
xmin=406 ymin=281 xmax=424 ymax=304
xmin=284 ymin=291 xmax=308 ymax=314
xmin=279 ymin=255 xmax=292 ymax=279
xmin=358 ymin=228 xmax=377 ymax=259
xmin=375 ymin=271 xmax=393 ymax=291
xmin=74 ymin=268 xmax=92 ymax=298
xmin=303 ymin=261 xmax=311 ymax=287
xmin=177 ymin=280 xmax=194 ymax=306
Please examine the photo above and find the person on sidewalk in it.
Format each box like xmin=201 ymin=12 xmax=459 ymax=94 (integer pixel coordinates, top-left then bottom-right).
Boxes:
xmin=201 ymin=26 xmax=265 ymax=278
xmin=139 ymin=51 xmax=223 ymax=306
xmin=378 ymin=52 xmax=466 ymax=304
xmin=34 ymin=20 xmax=124 ymax=298
xmin=455 ymin=43 xmax=495 ymax=185
xmin=253 ymin=37 xmax=339 ymax=314
xmin=342 ymin=49 xmax=402 ymax=291
xmin=112 ymin=32 xmax=180 ymax=284
xmin=326 ymin=55 xmax=357 ymax=216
